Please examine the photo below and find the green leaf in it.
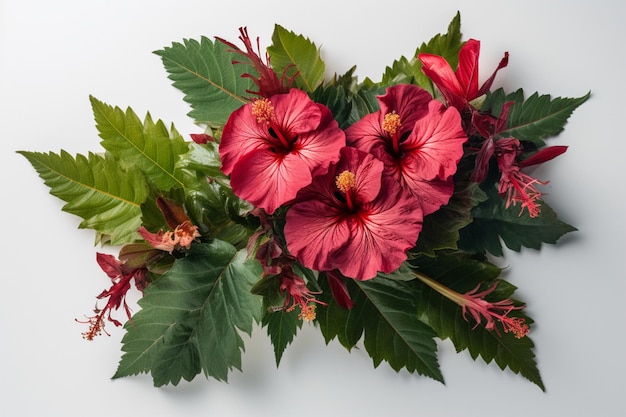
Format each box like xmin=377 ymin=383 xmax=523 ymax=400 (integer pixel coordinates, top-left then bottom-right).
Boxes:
xmin=318 ymin=275 xmax=443 ymax=382
xmin=90 ymin=97 xmax=189 ymax=192
xmin=19 ymin=150 xmax=147 ymax=244
xmin=458 ymin=188 xmax=577 ymax=256
xmin=414 ymin=181 xmax=487 ymax=255
xmin=346 ymin=84 xmax=385 ymax=126
xmin=176 ymin=146 xmax=256 ymax=247
xmin=484 ymin=89 xmax=591 ymax=147
xmin=413 ymin=253 xmax=545 ymax=390
xmin=267 ymin=24 xmax=325 ymax=92
xmin=113 ymin=241 xmax=263 ymax=386
xmin=381 ymin=12 xmax=463 ymax=95
xmin=262 ymin=309 xmax=302 ymax=366
xmin=155 ymin=37 xmax=256 ymax=127
xmin=309 ymin=82 xmax=353 ymax=130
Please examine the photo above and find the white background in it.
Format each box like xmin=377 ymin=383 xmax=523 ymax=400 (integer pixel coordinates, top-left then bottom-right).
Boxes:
xmin=1 ymin=1 xmax=625 ymax=416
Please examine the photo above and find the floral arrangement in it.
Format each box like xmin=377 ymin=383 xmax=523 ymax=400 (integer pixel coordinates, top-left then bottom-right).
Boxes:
xmin=19 ymin=13 xmax=588 ymax=389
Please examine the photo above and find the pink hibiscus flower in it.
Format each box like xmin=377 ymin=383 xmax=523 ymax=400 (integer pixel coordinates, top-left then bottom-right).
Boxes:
xmin=418 ymin=39 xmax=509 ymax=114
xmin=219 ymin=88 xmax=345 ymax=214
xmin=284 ymin=147 xmax=423 ymax=280
xmin=346 ymin=84 xmax=467 ymax=215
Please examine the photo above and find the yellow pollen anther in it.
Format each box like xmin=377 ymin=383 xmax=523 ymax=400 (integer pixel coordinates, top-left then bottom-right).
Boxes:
xmin=335 ymin=170 xmax=356 ymax=193
xmin=382 ymin=111 xmax=401 ymax=135
xmin=299 ymin=304 xmax=317 ymax=322
xmin=251 ymin=98 xmax=275 ymax=124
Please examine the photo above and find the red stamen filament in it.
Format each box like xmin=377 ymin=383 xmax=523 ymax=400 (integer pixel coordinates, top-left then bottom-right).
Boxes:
xmin=336 ymin=170 xmax=356 ymax=211
xmin=383 ymin=112 xmax=402 ymax=155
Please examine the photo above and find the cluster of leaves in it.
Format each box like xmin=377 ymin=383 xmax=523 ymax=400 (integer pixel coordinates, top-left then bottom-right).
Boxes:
xmin=19 ymin=12 xmax=588 ymax=389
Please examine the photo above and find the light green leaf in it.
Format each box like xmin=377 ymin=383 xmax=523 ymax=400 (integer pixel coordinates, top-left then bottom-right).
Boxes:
xmin=155 ymin=37 xmax=256 ymax=127
xmin=267 ymin=24 xmax=325 ymax=92
xmin=19 ymin=150 xmax=147 ymax=244
xmin=113 ymin=241 xmax=263 ymax=386
xmin=90 ymin=96 xmax=189 ymax=192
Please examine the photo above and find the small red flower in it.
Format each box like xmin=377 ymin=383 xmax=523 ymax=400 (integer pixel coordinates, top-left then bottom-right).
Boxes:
xmin=284 ymin=147 xmax=423 ymax=280
xmin=216 ymin=27 xmax=292 ymax=98
xmin=459 ymin=282 xmax=529 ymax=339
xmin=418 ymin=39 xmax=508 ymax=114
xmin=219 ymin=89 xmax=345 ymax=214
xmin=495 ymin=138 xmax=567 ymax=218
xmin=77 ymin=253 xmax=146 ymax=340
xmin=416 ymin=273 xmax=529 ymax=339
xmin=277 ymin=268 xmax=326 ymax=321
xmin=138 ymin=220 xmax=200 ymax=253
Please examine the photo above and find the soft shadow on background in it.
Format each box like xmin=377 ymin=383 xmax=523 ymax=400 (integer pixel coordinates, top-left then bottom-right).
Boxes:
xmin=1 ymin=1 xmax=624 ymax=416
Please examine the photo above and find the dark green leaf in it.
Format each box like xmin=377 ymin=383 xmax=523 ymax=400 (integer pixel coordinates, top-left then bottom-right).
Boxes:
xmin=155 ymin=37 xmax=255 ymax=127
xmin=414 ymin=181 xmax=487 ymax=255
xmin=267 ymin=24 xmax=325 ymax=92
xmin=458 ymin=188 xmax=576 ymax=256
xmin=113 ymin=241 xmax=263 ymax=386
xmin=309 ymin=83 xmax=352 ymax=129
xmin=484 ymin=88 xmax=591 ymax=147
xmin=346 ymin=85 xmax=385 ymax=126
xmin=318 ymin=275 xmax=443 ymax=382
xmin=412 ymin=253 xmax=544 ymax=390
xmin=18 ymin=150 xmax=147 ymax=244
xmin=262 ymin=309 xmax=302 ymax=366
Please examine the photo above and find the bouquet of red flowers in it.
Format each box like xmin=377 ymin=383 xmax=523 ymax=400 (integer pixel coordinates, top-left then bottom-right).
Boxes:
xmin=19 ymin=12 xmax=588 ymax=389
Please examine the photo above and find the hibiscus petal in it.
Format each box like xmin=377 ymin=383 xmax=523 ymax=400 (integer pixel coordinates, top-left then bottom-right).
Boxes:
xmin=284 ymin=198 xmax=349 ymax=271
xmin=403 ymin=101 xmax=466 ymax=181
xmin=345 ymin=112 xmax=385 ymax=153
xmin=401 ymin=176 xmax=455 ymax=216
xmin=476 ymin=51 xmax=509 ymax=98
xmin=332 ymin=177 xmax=422 ymax=279
xmin=230 ymin=149 xmax=313 ymax=214
xmin=293 ymin=106 xmax=345 ymax=177
xmin=418 ymin=52 xmax=465 ymax=109
xmin=337 ymin=147 xmax=383 ymax=205
xmin=519 ymin=145 xmax=568 ymax=167
xmin=456 ymin=39 xmax=481 ymax=100
xmin=377 ymin=84 xmax=432 ymax=137
xmin=273 ymin=89 xmax=323 ymax=135
xmin=326 ymin=271 xmax=354 ymax=309
xmin=219 ymin=104 xmax=269 ymax=175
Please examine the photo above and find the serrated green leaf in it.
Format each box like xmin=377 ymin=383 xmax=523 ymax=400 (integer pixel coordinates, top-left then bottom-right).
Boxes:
xmin=19 ymin=150 xmax=147 ymax=244
xmin=346 ymin=85 xmax=385 ymax=126
xmin=262 ymin=309 xmax=302 ymax=366
xmin=458 ymin=189 xmax=576 ymax=256
xmin=484 ymin=88 xmax=590 ymax=147
xmin=381 ymin=12 xmax=463 ymax=95
xmin=318 ymin=275 xmax=442 ymax=382
xmin=155 ymin=37 xmax=255 ymax=127
xmin=267 ymin=24 xmax=325 ymax=92
xmin=113 ymin=241 xmax=263 ymax=386
xmin=412 ymin=253 xmax=544 ymax=390
xmin=414 ymin=181 xmax=487 ymax=255
xmin=176 ymin=150 xmax=256 ymax=247
xmin=309 ymin=83 xmax=352 ymax=129
xmin=90 ymin=97 xmax=188 ymax=192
